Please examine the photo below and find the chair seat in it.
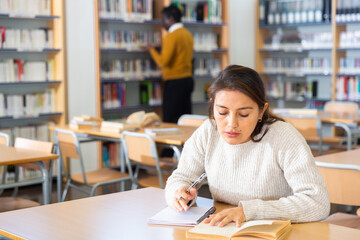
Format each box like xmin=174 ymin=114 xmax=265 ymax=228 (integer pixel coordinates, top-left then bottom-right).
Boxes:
xmin=159 ymin=157 xmax=177 ymax=170
xmin=138 ymin=174 xmax=171 ymax=189
xmin=0 ymin=197 xmax=40 ymax=212
xmin=323 ymin=212 xmax=360 ymax=230
xmin=71 ymin=168 xmax=130 ymax=185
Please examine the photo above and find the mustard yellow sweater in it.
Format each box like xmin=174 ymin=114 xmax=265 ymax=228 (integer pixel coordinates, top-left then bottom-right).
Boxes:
xmin=150 ymin=27 xmax=193 ymax=81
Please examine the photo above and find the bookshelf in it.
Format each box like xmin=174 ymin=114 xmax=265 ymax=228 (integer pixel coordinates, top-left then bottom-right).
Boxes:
xmin=256 ymin=0 xmax=360 ymax=110
xmin=94 ymin=0 xmax=228 ymax=167
xmin=0 ymin=0 xmax=67 ymax=181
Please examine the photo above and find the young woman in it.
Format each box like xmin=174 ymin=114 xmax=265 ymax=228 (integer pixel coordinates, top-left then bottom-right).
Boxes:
xmin=165 ymin=65 xmax=330 ymax=227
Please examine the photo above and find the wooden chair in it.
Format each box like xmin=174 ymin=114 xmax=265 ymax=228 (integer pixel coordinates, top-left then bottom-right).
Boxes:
xmin=316 ymin=160 xmax=360 ymax=229
xmin=279 ymin=112 xmax=345 ymax=156
xmin=0 ymin=137 xmax=54 ymax=212
xmin=177 ymin=114 xmax=208 ymax=127
xmin=54 ymin=128 xmax=132 ymax=201
xmin=122 ymin=131 xmax=177 ymax=189
xmin=324 ymin=101 xmax=359 ymax=148
xmin=0 ymin=132 xmax=10 ymax=196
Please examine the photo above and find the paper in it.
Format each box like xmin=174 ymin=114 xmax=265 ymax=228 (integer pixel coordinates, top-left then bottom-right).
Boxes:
xmin=148 ymin=206 xmax=212 ymax=227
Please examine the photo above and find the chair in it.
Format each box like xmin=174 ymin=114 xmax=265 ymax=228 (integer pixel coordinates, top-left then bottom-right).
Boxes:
xmin=0 ymin=132 xmax=10 ymax=195
xmin=316 ymin=160 xmax=360 ymax=229
xmin=0 ymin=137 xmax=53 ymax=212
xmin=275 ymin=110 xmax=345 ymax=156
xmin=177 ymin=114 xmax=208 ymax=127
xmin=54 ymin=128 xmax=132 ymax=201
xmin=122 ymin=131 xmax=177 ymax=189
xmin=324 ymin=101 xmax=359 ymax=149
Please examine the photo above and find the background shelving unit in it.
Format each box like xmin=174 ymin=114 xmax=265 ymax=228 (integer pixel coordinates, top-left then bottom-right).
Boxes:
xmin=94 ymin=0 xmax=228 ymax=167
xmin=0 ymin=0 xmax=67 ymax=181
xmin=256 ymin=0 xmax=360 ymax=109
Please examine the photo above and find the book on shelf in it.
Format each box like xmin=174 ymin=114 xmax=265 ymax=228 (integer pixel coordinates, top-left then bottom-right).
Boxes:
xmin=0 ymin=0 xmax=51 ymax=17
xmin=186 ymin=220 xmax=291 ymax=240
xmin=100 ymin=121 xmax=140 ymax=133
xmin=148 ymin=206 xmax=214 ymax=227
xmin=144 ymin=127 xmax=183 ymax=136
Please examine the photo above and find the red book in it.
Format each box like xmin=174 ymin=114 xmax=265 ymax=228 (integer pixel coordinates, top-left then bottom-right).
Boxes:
xmin=14 ymin=59 xmax=23 ymax=82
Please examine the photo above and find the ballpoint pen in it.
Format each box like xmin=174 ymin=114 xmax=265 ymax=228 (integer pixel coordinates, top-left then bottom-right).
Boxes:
xmin=177 ymin=173 xmax=207 ymax=202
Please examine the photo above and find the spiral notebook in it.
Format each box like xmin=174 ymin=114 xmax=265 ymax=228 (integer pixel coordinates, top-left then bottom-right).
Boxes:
xmin=148 ymin=206 xmax=213 ymax=227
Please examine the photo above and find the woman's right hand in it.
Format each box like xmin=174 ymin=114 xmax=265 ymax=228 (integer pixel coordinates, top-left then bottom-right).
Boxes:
xmin=172 ymin=186 xmax=197 ymax=212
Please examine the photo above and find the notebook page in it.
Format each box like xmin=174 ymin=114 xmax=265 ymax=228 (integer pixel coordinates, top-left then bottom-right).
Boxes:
xmin=148 ymin=206 xmax=211 ymax=226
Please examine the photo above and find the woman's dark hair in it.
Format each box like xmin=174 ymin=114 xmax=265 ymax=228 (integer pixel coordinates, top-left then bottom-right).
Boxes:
xmin=208 ymin=65 xmax=283 ymax=142
xmin=162 ymin=5 xmax=182 ymax=22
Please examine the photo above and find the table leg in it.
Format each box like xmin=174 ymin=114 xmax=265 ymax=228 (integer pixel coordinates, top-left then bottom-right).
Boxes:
xmin=35 ymin=162 xmax=49 ymax=205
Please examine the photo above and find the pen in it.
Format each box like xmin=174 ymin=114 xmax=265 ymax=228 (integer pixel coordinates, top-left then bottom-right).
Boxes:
xmin=196 ymin=206 xmax=216 ymax=224
xmin=178 ymin=173 xmax=207 ymax=202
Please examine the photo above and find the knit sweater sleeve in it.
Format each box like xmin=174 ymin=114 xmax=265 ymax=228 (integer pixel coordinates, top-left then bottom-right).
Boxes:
xmin=149 ymin=34 xmax=175 ymax=68
xmin=240 ymin=123 xmax=330 ymax=223
xmin=164 ymin=121 xmax=208 ymax=206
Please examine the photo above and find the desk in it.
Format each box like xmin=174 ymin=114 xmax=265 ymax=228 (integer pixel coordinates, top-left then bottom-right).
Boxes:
xmin=49 ymin=123 xmax=198 ymax=202
xmin=0 ymin=187 xmax=359 ymax=240
xmin=0 ymin=145 xmax=58 ymax=204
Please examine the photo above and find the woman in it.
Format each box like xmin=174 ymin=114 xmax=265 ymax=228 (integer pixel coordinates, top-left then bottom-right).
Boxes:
xmin=165 ymin=65 xmax=330 ymax=227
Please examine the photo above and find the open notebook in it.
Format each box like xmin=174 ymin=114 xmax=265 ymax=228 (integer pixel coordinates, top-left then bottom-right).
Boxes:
xmin=148 ymin=206 xmax=213 ymax=227
xmin=186 ymin=220 xmax=291 ymax=240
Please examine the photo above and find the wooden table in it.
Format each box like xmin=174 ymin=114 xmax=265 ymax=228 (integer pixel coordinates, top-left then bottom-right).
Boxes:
xmin=315 ymin=148 xmax=360 ymax=168
xmin=0 ymin=145 xmax=58 ymax=204
xmin=49 ymin=123 xmax=198 ymax=202
xmin=0 ymin=187 xmax=359 ymax=240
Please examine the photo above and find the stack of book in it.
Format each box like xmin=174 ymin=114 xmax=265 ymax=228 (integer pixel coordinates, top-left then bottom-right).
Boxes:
xmin=100 ymin=121 xmax=140 ymax=133
xmin=69 ymin=115 xmax=103 ymax=130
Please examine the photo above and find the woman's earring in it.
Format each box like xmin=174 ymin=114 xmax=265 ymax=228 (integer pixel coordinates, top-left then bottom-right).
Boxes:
xmin=258 ymin=118 xmax=262 ymax=122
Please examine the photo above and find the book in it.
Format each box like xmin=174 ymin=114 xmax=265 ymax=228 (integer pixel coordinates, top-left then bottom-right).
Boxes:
xmin=148 ymin=206 xmax=213 ymax=227
xmin=186 ymin=220 xmax=291 ymax=240
xmin=100 ymin=121 xmax=140 ymax=133
xmin=127 ymin=111 xmax=161 ymax=127
xmin=144 ymin=127 xmax=183 ymax=136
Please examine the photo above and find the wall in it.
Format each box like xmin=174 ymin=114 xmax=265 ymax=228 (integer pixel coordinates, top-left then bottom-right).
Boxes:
xmin=65 ymin=0 xmax=98 ymax=173
xmin=229 ymin=0 xmax=256 ymax=68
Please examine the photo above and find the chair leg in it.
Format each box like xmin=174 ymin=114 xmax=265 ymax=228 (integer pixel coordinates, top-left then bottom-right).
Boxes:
xmin=11 ymin=166 xmax=20 ymax=197
xmin=61 ymin=178 xmax=71 ymax=202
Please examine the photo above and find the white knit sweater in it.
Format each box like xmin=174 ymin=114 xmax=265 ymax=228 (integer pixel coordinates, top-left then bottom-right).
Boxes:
xmin=165 ymin=119 xmax=330 ymax=223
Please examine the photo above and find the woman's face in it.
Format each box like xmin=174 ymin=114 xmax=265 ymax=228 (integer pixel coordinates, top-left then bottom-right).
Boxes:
xmin=213 ymin=90 xmax=268 ymax=145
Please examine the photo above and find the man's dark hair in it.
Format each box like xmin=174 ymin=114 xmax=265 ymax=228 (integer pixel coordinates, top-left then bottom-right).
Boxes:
xmin=162 ymin=5 xmax=182 ymax=22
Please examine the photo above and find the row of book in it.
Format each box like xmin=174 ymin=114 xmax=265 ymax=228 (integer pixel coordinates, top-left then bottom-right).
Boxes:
xmin=0 ymin=0 xmax=51 ymax=17
xmin=0 ymin=27 xmax=53 ymax=50
xmin=263 ymin=32 xmax=332 ymax=51
xmin=0 ymin=124 xmax=51 ymax=183
xmin=102 ymin=142 xmax=121 ymax=167
xmin=266 ymin=80 xmax=318 ymax=99
xmin=102 ymin=83 xmax=126 ymax=109
xmin=139 ymin=80 xmax=161 ymax=106
xmin=101 ymin=59 xmax=161 ymax=80
xmin=308 ymin=101 xmax=325 ymax=109
xmin=0 ymin=59 xmax=54 ymax=82
xmin=339 ymin=30 xmax=360 ymax=48
xmin=98 ymin=0 xmax=152 ymax=21
xmin=263 ymin=57 xmax=332 ymax=75
xmin=336 ymin=75 xmax=360 ymax=101
xmin=194 ymin=58 xmax=221 ymax=77
xmin=259 ymin=0 xmax=331 ymax=26
xmin=336 ymin=0 xmax=360 ymax=23
xmin=339 ymin=58 xmax=360 ymax=74
xmin=193 ymin=32 xmax=219 ymax=51
xmin=171 ymin=0 xmax=223 ymax=24
xmin=0 ymin=90 xmax=56 ymax=117
xmin=100 ymin=30 xmax=161 ymax=50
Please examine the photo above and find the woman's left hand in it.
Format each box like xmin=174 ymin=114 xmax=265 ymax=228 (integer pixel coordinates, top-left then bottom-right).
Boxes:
xmin=202 ymin=206 xmax=246 ymax=228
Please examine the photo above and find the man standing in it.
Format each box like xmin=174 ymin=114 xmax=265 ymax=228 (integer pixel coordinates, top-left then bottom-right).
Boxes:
xmin=149 ymin=5 xmax=194 ymax=123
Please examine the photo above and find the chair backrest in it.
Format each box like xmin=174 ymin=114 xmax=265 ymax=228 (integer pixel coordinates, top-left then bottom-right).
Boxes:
xmin=14 ymin=137 xmax=53 ymax=153
xmin=0 ymin=132 xmax=10 ymax=146
xmin=122 ymin=131 xmax=158 ymax=167
xmin=54 ymin=129 xmax=80 ymax=159
xmin=278 ymin=112 xmax=321 ymax=139
xmin=177 ymin=114 xmax=207 ymax=127
xmin=316 ymin=162 xmax=360 ymax=206
xmin=324 ymin=101 xmax=359 ymax=113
